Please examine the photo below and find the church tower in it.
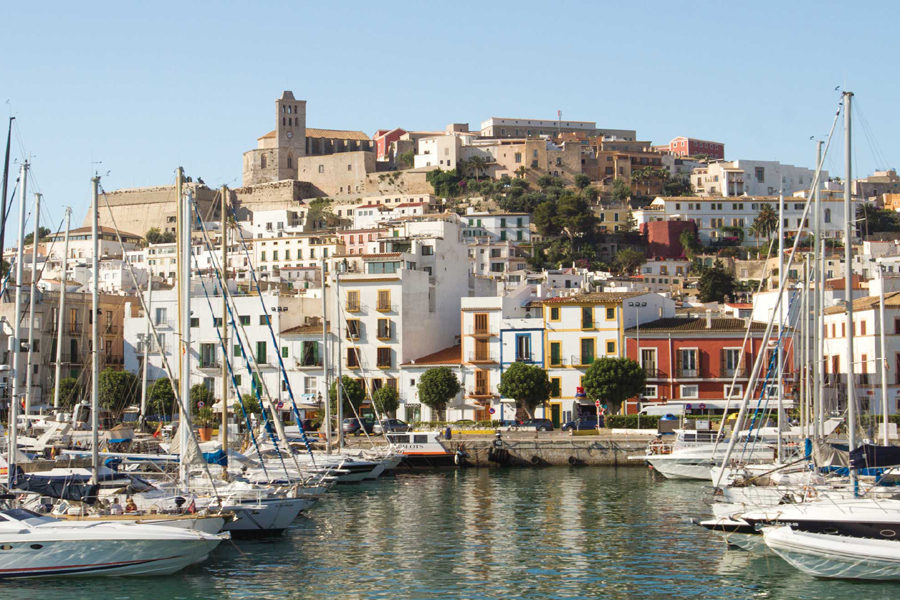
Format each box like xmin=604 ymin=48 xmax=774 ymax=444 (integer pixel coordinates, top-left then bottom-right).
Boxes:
xmin=243 ymin=91 xmax=308 ymax=186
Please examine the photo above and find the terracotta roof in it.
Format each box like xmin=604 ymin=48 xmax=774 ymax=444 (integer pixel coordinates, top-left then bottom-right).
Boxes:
xmin=305 ymin=128 xmax=370 ymax=141
xmin=401 ymin=344 xmax=461 ymax=366
xmin=825 ymin=274 xmax=864 ymax=290
xmin=282 ymin=322 xmax=326 ymax=335
xmin=726 ymin=303 xmax=753 ymax=308
xmin=626 ymin=317 xmax=767 ymax=333
xmin=542 ymin=291 xmax=645 ymax=304
xmin=48 ymin=226 xmax=142 ymax=239
xmin=823 ymin=291 xmax=900 ymax=315
xmin=258 ymin=130 xmax=276 ymax=140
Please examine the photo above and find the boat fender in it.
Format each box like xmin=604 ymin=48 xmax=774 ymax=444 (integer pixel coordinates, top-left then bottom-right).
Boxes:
xmin=567 ymin=456 xmax=583 ymax=466
xmin=530 ymin=455 xmax=541 ymax=465
xmin=802 ymin=486 xmax=817 ymax=499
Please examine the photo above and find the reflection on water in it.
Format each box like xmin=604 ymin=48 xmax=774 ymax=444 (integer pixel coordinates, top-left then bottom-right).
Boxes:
xmin=4 ymin=468 xmax=899 ymax=600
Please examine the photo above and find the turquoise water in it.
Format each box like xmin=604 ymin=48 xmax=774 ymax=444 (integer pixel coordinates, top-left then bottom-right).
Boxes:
xmin=4 ymin=467 xmax=898 ymax=599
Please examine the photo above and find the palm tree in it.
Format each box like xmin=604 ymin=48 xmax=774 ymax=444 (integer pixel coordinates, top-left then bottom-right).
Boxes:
xmin=752 ymin=203 xmax=778 ymax=243
xmin=467 ymin=155 xmax=488 ymax=181
xmin=515 ymin=166 xmax=527 ymax=179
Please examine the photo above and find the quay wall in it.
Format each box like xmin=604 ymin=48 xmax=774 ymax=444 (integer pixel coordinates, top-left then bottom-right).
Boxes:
xmin=444 ymin=437 xmax=649 ymax=467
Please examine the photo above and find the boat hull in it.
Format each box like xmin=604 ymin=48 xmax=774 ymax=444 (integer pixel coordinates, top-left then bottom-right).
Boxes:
xmin=764 ymin=526 xmax=900 ymax=580
xmin=225 ymin=497 xmax=311 ymax=537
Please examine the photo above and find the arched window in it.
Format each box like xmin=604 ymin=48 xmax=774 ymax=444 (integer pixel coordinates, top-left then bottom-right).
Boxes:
xmin=282 ymin=117 xmax=285 ymax=126
xmin=287 ymin=154 xmax=293 ymax=168
xmin=824 ymin=208 xmax=832 ymax=223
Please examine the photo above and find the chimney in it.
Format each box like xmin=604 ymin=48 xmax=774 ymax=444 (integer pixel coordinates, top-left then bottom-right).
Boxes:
xmin=705 ymin=309 xmax=712 ymax=329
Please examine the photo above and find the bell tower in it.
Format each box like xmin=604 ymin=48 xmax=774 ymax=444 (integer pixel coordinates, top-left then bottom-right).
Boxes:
xmin=275 ymin=91 xmax=306 ymax=157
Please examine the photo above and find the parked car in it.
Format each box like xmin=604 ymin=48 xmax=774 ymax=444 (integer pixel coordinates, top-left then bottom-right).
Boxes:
xmin=342 ymin=417 xmax=375 ymax=435
xmin=561 ymin=415 xmax=604 ymax=431
xmin=519 ymin=418 xmax=554 ymax=432
xmin=496 ymin=419 xmax=520 ymax=431
xmin=373 ymin=418 xmax=411 ymax=435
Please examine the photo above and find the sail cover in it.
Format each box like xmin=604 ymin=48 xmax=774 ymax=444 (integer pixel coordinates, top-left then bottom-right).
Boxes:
xmin=849 ymin=444 xmax=900 ymax=469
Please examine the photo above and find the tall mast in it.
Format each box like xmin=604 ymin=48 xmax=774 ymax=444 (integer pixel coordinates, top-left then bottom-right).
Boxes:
xmin=178 ymin=185 xmax=192 ymax=487
xmin=321 ymin=257 xmax=331 ymax=454
xmin=90 ymin=176 xmax=100 ymax=485
xmin=8 ymin=161 xmax=28 ymax=485
xmin=335 ymin=266 xmax=343 ymax=450
xmin=139 ymin=273 xmax=152 ymax=420
xmin=814 ymin=140 xmax=824 ymax=440
xmin=220 ymin=185 xmax=229 ymax=462
xmin=843 ymin=91 xmax=857 ymax=494
xmin=777 ymin=191 xmax=784 ymax=462
xmin=24 ymin=193 xmax=40 ymax=414
xmin=878 ymin=263 xmax=888 ymax=443
xmin=52 ymin=207 xmax=70 ymax=408
xmin=0 ymin=117 xmax=15 ymax=263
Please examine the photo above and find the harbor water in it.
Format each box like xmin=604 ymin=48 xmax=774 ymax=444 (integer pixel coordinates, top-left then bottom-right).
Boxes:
xmin=4 ymin=467 xmax=897 ymax=599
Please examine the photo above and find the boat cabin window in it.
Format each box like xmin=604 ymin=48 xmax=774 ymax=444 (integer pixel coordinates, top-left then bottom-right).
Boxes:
xmin=413 ymin=435 xmax=428 ymax=444
xmin=0 ymin=508 xmax=43 ymax=521
xmin=387 ymin=434 xmax=409 ymax=444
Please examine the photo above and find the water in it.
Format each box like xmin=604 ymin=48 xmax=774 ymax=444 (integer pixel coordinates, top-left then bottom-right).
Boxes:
xmin=4 ymin=467 xmax=898 ymax=599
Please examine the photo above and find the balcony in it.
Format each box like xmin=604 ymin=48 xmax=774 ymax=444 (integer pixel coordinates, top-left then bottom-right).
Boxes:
xmin=514 ymin=353 xmax=534 ymax=363
xmin=104 ymin=325 xmax=119 ymax=335
xmin=467 ymin=326 xmax=495 ymax=337
xmin=376 ymin=303 xmax=397 ymax=313
xmin=52 ymin=353 xmax=82 ymax=364
xmin=678 ymin=368 xmax=698 ymax=378
xmin=103 ymin=355 xmax=124 ymax=366
xmin=199 ymin=360 xmax=221 ymax=371
xmin=643 ymin=367 xmax=665 ymax=379
xmin=720 ymin=367 xmax=747 ymax=378
xmin=572 ymin=355 xmax=595 ymax=368
xmin=345 ymin=303 xmax=361 ymax=313
xmin=467 ymin=352 xmax=498 ymax=364
xmin=468 ymin=387 xmax=493 ymax=399
xmin=295 ymin=358 xmax=322 ymax=368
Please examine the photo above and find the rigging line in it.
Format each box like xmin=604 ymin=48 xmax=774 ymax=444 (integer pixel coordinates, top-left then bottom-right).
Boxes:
xmin=97 ymin=183 xmax=221 ymax=497
xmin=15 ymin=215 xmax=66 ymax=328
xmin=186 ymin=231 xmax=270 ymax=481
xmin=217 ymin=201 xmax=318 ymax=462
xmin=853 ymin=100 xmax=890 ymax=172
xmin=188 ymin=207 xmax=299 ymax=475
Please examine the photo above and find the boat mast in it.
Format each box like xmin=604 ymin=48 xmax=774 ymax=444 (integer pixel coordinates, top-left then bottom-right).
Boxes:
xmin=8 ymin=161 xmax=27 ymax=485
xmin=220 ymin=185 xmax=229 ymax=465
xmin=842 ymin=90 xmax=857 ymax=495
xmin=777 ymin=191 xmax=784 ymax=463
xmin=177 ymin=178 xmax=192 ymax=487
xmin=800 ymin=258 xmax=807 ymax=435
xmin=90 ymin=176 xmax=100 ymax=485
xmin=321 ymin=256 xmax=331 ymax=454
xmin=0 ymin=117 xmax=15 ymax=264
xmin=52 ymin=207 xmax=70 ymax=409
xmin=335 ymin=265 xmax=344 ymax=450
xmin=814 ymin=140 xmax=824 ymax=441
xmin=139 ymin=271 xmax=152 ymax=420
xmin=23 ymin=193 xmax=40 ymax=414
xmin=878 ymin=263 xmax=888 ymax=443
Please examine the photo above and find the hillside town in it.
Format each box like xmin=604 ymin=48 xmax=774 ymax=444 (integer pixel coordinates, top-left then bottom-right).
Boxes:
xmin=4 ymin=90 xmax=899 ymax=430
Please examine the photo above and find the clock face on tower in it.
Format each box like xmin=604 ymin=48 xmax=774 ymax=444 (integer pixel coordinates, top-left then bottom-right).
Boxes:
xmin=286 ymin=131 xmax=293 ymax=139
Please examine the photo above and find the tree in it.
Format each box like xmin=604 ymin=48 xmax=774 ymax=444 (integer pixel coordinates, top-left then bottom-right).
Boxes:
xmin=533 ymin=200 xmax=561 ymax=237
xmin=582 ymin=357 xmax=646 ymax=415
xmin=497 ymin=362 xmax=551 ymax=419
xmin=514 ymin=166 xmax=527 ymax=179
xmin=97 ymin=368 xmax=139 ymax=412
xmin=679 ymin=228 xmax=703 ymax=259
xmin=574 ymin=174 xmax=591 ymax=190
xmin=144 ymin=227 xmax=174 ymax=245
xmin=610 ymin=178 xmax=631 ymax=204
xmin=417 ymin=367 xmax=460 ymax=421
xmin=752 ymin=203 xmax=778 ymax=242
xmin=329 ymin=375 xmax=365 ymax=416
xmin=697 ymin=259 xmax=736 ymax=302
xmin=56 ymin=376 xmax=81 ymax=409
xmin=857 ymin=204 xmax=900 ymax=236
xmin=426 ymin=168 xmax=463 ymax=197
xmin=306 ymin=198 xmax=340 ymax=229
xmin=24 ymin=226 xmax=51 ymax=246
xmin=398 ymin=150 xmax=414 ymax=169
xmin=467 ymin=155 xmax=488 ymax=181
xmin=613 ymin=247 xmax=645 ymax=275
xmin=190 ymin=383 xmax=214 ymax=413
xmin=373 ymin=385 xmax=400 ymax=417
xmin=148 ymin=377 xmax=176 ymax=415
xmin=235 ymin=393 xmax=262 ymax=416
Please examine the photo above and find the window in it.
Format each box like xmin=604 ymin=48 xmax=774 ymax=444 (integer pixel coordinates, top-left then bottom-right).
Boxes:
xmin=824 ymin=208 xmax=831 ymax=223
xmin=377 ymin=290 xmax=391 ymax=311
xmin=200 ymin=343 xmax=216 ymax=368
xmin=580 ymin=338 xmax=595 ymax=365
xmin=256 ymin=341 xmax=267 ymax=364
xmin=301 ymin=341 xmax=320 ymax=366
xmin=190 ymin=317 xmax=199 ymax=328
xmin=347 ymin=347 xmax=360 ymax=368
xmin=154 ymin=307 xmax=167 ymax=326
xmin=606 ymin=307 xmax=615 ymax=320
xmin=474 ymin=339 xmax=490 ymax=361
xmin=233 ymin=343 xmax=241 ymax=358
xmin=259 ymin=314 xmax=269 ymax=326
xmin=723 ymin=348 xmax=742 ymax=376
xmin=640 ymin=348 xmax=657 ymax=375
xmin=680 ymin=384 xmax=699 ymax=399
xmin=420 ymin=245 xmax=434 ymax=256
xmin=514 ymin=152 xmax=522 ymax=163
xmin=550 ymin=378 xmax=561 ymax=398
xmin=724 ymin=384 xmax=743 ymax=398
xmin=678 ymin=348 xmax=697 ymax=377
xmin=318 ymin=164 xmax=324 ymax=173
xmin=550 ymin=342 xmax=562 ymax=366
xmin=346 ymin=290 xmax=360 ymax=312
xmin=643 ymin=385 xmax=658 ymax=398
xmin=377 ymin=347 xmax=392 ymax=368
xmin=281 ymin=346 xmax=288 ymax=359
xmin=606 ymin=340 xmax=615 ymax=354
xmin=474 ymin=370 xmax=489 ymax=396
xmin=755 ymin=167 xmax=765 ymax=182
xmin=860 ymin=320 xmax=867 ymax=336
xmin=377 ymin=318 xmax=391 ymax=340
xmin=576 ymin=307 xmax=594 ymax=330
xmin=474 ymin=313 xmax=488 ymax=335
xmin=515 ymin=334 xmax=531 ymax=361
xmin=346 ymin=319 xmax=360 ymax=340
xmin=239 ymin=315 xmax=251 ymax=326
xmin=549 ymin=306 xmax=560 ymax=321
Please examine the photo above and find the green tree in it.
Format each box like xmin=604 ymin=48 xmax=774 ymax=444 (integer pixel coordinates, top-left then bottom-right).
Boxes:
xmin=467 ymin=155 xmax=488 ymax=181
xmin=190 ymin=383 xmax=214 ymax=413
xmin=372 ymin=385 xmax=400 ymax=417
xmin=24 ymin=226 xmax=51 ymax=246
xmin=398 ymin=150 xmax=414 ymax=169
xmin=235 ymin=393 xmax=262 ymax=416
xmin=613 ymin=247 xmax=645 ymax=275
xmin=56 ymin=376 xmax=81 ymax=409
xmin=752 ymin=203 xmax=778 ymax=242
xmin=662 ymin=174 xmax=694 ymax=197
xmin=857 ymin=204 xmax=900 ymax=236
xmin=417 ymin=367 xmax=460 ymax=421
xmin=148 ymin=377 xmax=176 ymax=415
xmin=514 ymin=165 xmax=527 ymax=179
xmin=698 ymin=260 xmax=736 ymax=302
xmin=610 ymin=178 xmax=631 ymax=204
xmin=97 ymin=368 xmax=139 ymax=412
xmin=556 ymin=194 xmax=596 ymax=239
xmin=680 ymin=228 xmax=703 ymax=259
xmin=582 ymin=357 xmax=646 ymax=415
xmin=329 ymin=375 xmax=365 ymax=416
xmin=144 ymin=227 xmax=175 ymax=245
xmin=574 ymin=173 xmax=591 ymax=190
xmin=533 ymin=200 xmax=561 ymax=237
xmin=306 ymin=198 xmax=341 ymax=229
xmin=496 ymin=362 xmax=551 ymax=419
xmin=426 ymin=168 xmax=463 ymax=197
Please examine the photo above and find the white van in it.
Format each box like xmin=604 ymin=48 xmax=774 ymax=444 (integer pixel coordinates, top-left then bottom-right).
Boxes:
xmin=639 ymin=404 xmax=685 ymax=417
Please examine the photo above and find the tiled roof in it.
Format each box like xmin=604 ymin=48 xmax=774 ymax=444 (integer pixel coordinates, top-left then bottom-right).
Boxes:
xmin=258 ymin=130 xmax=276 ymax=140
xmin=402 ymin=344 xmax=461 ymax=366
xmin=823 ymin=291 xmax=900 ymax=315
xmin=305 ymin=128 xmax=370 ymax=141
xmin=542 ymin=291 xmax=645 ymax=304
xmin=282 ymin=322 xmax=326 ymax=335
xmin=625 ymin=317 xmax=767 ymax=333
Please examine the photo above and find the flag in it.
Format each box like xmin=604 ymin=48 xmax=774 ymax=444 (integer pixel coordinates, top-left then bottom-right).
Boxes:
xmin=152 ymin=422 xmax=162 ymax=438
xmin=187 ymin=499 xmax=196 ymax=514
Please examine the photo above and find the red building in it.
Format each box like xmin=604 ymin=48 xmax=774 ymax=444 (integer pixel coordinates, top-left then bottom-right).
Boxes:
xmin=373 ymin=128 xmax=407 ymax=161
xmin=642 ymin=219 xmax=697 ymax=259
xmin=624 ymin=316 xmax=793 ymax=414
xmin=662 ymin=137 xmax=725 ymax=160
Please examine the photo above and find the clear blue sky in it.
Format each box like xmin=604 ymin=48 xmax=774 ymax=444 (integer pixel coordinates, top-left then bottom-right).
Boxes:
xmin=1 ymin=1 xmax=897 ymax=243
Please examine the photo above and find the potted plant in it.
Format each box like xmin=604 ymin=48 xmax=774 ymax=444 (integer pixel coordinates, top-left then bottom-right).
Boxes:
xmin=196 ymin=405 xmax=215 ymax=441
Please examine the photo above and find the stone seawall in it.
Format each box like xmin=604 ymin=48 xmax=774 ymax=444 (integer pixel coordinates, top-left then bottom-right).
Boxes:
xmin=443 ymin=436 xmax=650 ymax=468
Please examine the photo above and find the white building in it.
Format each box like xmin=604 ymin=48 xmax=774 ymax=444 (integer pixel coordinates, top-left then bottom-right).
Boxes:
xmin=462 ymin=211 xmax=531 ymax=244
xmin=692 ymin=160 xmax=826 ymax=197
xmin=467 ymin=240 xmax=528 ymax=281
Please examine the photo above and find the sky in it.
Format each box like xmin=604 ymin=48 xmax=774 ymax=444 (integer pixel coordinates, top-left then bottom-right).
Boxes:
xmin=1 ymin=0 xmax=898 ymax=244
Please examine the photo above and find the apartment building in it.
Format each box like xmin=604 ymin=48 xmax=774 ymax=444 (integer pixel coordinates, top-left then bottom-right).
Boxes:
xmin=692 ymin=160 xmax=825 ymax=197
xmin=462 ymin=211 xmax=531 ymax=244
